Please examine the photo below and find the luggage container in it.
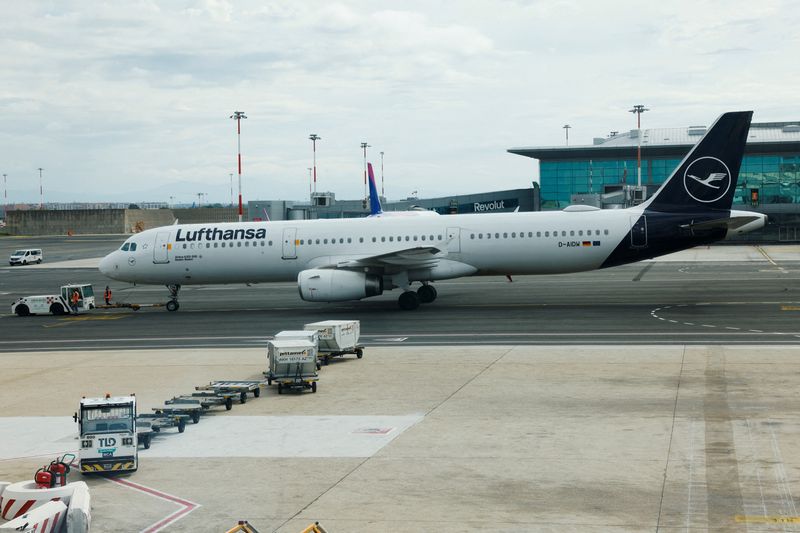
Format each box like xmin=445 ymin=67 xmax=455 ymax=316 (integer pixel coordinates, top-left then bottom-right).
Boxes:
xmin=304 ymin=320 xmax=364 ymax=365
xmin=265 ymin=340 xmax=318 ymax=394
xmin=275 ymin=330 xmax=321 ymax=369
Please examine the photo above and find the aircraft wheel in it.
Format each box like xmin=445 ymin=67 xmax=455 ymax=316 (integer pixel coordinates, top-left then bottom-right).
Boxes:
xmin=166 ymin=300 xmax=179 ymax=312
xmin=398 ymin=291 xmax=420 ymax=310
xmin=417 ymin=284 xmax=437 ymax=303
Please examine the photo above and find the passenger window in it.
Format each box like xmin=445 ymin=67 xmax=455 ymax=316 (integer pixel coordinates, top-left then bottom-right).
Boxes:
xmin=389 ymin=236 xmax=394 ymax=242
xmin=214 ymin=243 xmax=218 ymax=248
xmin=261 ymin=241 xmax=266 ymax=246
xmin=405 ymin=236 xmax=410 ymax=241
xmin=371 ymin=237 xmax=376 ymax=242
xmin=561 ymin=231 xmax=566 ymax=237
xmin=339 ymin=238 xmax=344 ymax=244
xmin=237 ymin=242 xmax=241 ymax=247
xmin=421 ymin=235 xmax=426 ymax=241
xmin=438 ymin=235 xmax=442 ymax=240
xmin=495 ymin=233 xmax=500 ymax=239
xmin=429 ymin=235 xmax=434 ymax=241
xmin=324 ymin=239 xmax=329 ymax=244
xmin=190 ymin=243 xmax=195 ymax=249
xmin=413 ymin=236 xmax=418 ymax=241
xmin=545 ymin=231 xmax=549 ymax=237
xmin=536 ymin=232 xmax=540 ymax=237
xmin=596 ymin=230 xmax=600 ymax=236
xmin=206 ymin=243 xmax=211 ymax=248
xmin=359 ymin=237 xmax=364 ymax=243
xmin=347 ymin=238 xmax=352 ymax=243
xmin=315 ymin=239 xmax=320 ymax=244
xmin=300 ymin=239 xmax=304 ymax=245
xmin=570 ymin=231 xmax=574 ymax=237
xmin=604 ymin=229 xmax=609 ymax=235
xmin=578 ymin=231 xmax=583 ymax=236
xmin=478 ymin=233 xmax=483 ymax=239
xmin=511 ymin=232 xmax=516 ymax=238
xmin=470 ymin=234 xmax=475 ymax=239
xmin=245 ymin=241 xmax=249 ymax=247
xmin=381 ymin=237 xmax=386 ymax=242
xmin=487 ymin=233 xmax=491 ymax=239
xmin=269 ymin=241 xmax=273 ymax=246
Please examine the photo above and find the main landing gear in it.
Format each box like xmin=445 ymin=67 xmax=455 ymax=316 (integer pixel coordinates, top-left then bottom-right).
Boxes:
xmin=398 ymin=283 xmax=438 ymax=310
xmin=166 ymin=284 xmax=181 ymax=312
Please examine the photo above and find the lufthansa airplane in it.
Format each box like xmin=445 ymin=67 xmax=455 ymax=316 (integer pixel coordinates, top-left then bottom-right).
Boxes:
xmin=99 ymin=111 xmax=765 ymax=311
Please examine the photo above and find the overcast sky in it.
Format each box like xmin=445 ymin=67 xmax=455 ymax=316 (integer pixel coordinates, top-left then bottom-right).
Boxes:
xmin=1 ymin=0 xmax=798 ymax=205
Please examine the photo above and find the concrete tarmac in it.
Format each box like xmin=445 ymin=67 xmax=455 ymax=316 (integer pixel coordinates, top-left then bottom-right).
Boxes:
xmin=2 ymin=345 xmax=800 ymax=531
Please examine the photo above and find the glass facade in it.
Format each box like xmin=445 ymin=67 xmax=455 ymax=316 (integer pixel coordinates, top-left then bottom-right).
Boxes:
xmin=540 ymin=154 xmax=800 ymax=210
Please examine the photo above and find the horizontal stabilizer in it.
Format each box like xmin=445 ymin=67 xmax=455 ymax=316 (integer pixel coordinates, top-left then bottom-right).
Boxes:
xmin=680 ymin=215 xmax=762 ymax=231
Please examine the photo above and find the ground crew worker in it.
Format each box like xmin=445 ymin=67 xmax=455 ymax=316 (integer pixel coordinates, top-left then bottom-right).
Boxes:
xmin=104 ymin=285 xmax=112 ymax=305
xmin=70 ymin=289 xmax=80 ymax=312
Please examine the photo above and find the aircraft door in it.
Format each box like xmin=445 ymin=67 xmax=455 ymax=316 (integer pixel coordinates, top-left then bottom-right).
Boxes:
xmin=282 ymin=228 xmax=297 ymax=259
xmin=154 ymin=231 xmax=171 ymax=263
xmin=446 ymin=227 xmax=461 ymax=253
xmin=630 ymin=216 xmax=648 ymax=248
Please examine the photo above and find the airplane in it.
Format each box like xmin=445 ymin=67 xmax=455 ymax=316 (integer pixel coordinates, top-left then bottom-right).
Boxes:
xmin=366 ymin=162 xmax=438 ymax=218
xmin=99 ymin=111 xmax=766 ymax=311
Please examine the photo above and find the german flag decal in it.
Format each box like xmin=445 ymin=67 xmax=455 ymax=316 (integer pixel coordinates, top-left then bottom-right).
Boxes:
xmin=582 ymin=241 xmax=592 ymax=247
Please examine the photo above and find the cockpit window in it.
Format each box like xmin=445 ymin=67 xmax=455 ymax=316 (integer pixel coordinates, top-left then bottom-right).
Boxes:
xmin=130 ymin=243 xmax=137 ymax=252
xmin=121 ymin=243 xmax=130 ymax=251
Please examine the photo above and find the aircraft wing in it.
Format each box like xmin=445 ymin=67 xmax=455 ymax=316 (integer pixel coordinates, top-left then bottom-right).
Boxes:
xmin=336 ymin=246 xmax=444 ymax=269
xmin=306 ymin=246 xmax=446 ymax=271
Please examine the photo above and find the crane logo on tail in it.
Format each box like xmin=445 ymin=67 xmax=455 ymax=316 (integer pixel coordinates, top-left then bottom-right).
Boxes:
xmin=683 ymin=156 xmax=732 ymax=203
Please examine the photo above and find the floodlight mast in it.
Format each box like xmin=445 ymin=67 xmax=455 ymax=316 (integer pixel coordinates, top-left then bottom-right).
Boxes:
xmin=361 ymin=141 xmax=370 ymax=199
xmin=562 ymin=124 xmax=571 ymax=146
xmin=37 ymin=168 xmax=44 ymax=209
xmin=230 ymin=111 xmax=247 ymax=222
xmin=309 ymin=134 xmax=321 ymax=195
xmin=629 ymin=105 xmax=649 ymax=188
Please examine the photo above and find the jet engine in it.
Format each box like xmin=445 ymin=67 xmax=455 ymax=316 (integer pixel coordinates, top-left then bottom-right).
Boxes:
xmin=297 ymin=269 xmax=383 ymax=302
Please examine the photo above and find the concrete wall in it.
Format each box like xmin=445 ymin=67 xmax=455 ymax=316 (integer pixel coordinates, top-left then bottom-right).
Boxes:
xmin=124 ymin=209 xmax=175 ymax=233
xmin=173 ymin=207 xmax=238 ymax=224
xmin=6 ymin=209 xmax=126 ymax=235
xmin=5 ymin=208 xmax=240 ymax=235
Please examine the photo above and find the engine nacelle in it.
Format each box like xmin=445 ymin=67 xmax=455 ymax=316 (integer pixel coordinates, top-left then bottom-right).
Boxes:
xmin=297 ymin=269 xmax=383 ymax=302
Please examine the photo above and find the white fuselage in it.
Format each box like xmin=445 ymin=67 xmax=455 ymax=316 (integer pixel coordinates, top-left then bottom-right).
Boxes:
xmin=99 ymin=209 xmax=639 ymax=286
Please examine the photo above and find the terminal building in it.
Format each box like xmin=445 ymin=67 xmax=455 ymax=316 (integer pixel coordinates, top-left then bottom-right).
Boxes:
xmin=509 ymin=120 xmax=800 ymax=241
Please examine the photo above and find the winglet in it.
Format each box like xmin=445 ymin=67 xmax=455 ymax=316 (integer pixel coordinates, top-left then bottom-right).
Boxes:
xmin=367 ymin=162 xmax=382 ymax=215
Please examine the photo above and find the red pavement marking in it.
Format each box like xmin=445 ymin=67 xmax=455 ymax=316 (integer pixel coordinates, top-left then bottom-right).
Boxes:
xmin=107 ymin=476 xmax=200 ymax=533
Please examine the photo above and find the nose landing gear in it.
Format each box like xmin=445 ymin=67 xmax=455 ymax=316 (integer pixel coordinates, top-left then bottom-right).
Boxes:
xmin=166 ymin=284 xmax=181 ymax=312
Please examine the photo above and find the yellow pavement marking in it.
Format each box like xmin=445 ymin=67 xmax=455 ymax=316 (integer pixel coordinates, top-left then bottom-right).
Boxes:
xmin=43 ymin=315 xmax=129 ymax=328
xmin=735 ymin=515 xmax=800 ymax=524
xmin=781 ymin=305 xmax=800 ymax=311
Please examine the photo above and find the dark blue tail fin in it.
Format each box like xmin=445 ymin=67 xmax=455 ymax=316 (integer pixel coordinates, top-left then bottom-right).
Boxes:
xmin=367 ymin=162 xmax=382 ymax=215
xmin=645 ymin=111 xmax=752 ymax=213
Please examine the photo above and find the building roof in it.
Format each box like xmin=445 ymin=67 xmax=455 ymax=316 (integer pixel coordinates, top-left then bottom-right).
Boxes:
xmin=509 ymin=121 xmax=800 ymax=160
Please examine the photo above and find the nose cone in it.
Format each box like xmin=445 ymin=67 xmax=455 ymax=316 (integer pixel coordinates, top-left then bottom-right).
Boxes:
xmin=99 ymin=252 xmax=119 ymax=279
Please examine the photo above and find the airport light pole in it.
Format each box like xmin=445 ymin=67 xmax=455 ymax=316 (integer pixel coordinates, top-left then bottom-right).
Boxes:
xmin=629 ymin=105 xmax=649 ymax=187
xmin=380 ymin=151 xmax=385 ymax=198
xmin=307 ymin=167 xmax=312 ymax=197
xmin=563 ymin=124 xmax=571 ymax=146
xmin=361 ymin=141 xmax=370 ymax=199
xmin=3 ymin=174 xmax=6 ymax=210
xmin=230 ymin=111 xmax=247 ymax=222
xmin=37 ymin=168 xmax=43 ymax=209
xmin=309 ymin=134 xmax=321 ymax=195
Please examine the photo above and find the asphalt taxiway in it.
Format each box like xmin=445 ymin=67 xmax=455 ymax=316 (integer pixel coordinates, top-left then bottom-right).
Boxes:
xmin=1 ymin=237 xmax=799 ymax=350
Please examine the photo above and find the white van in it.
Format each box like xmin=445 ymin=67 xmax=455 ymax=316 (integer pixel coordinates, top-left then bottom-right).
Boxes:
xmin=9 ymin=248 xmax=43 ymax=266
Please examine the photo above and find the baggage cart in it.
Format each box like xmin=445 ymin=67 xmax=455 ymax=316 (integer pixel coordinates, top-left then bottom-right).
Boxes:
xmin=265 ymin=340 xmax=318 ymax=394
xmin=195 ymin=380 xmax=264 ymax=401
xmin=304 ymin=320 xmax=364 ymax=365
